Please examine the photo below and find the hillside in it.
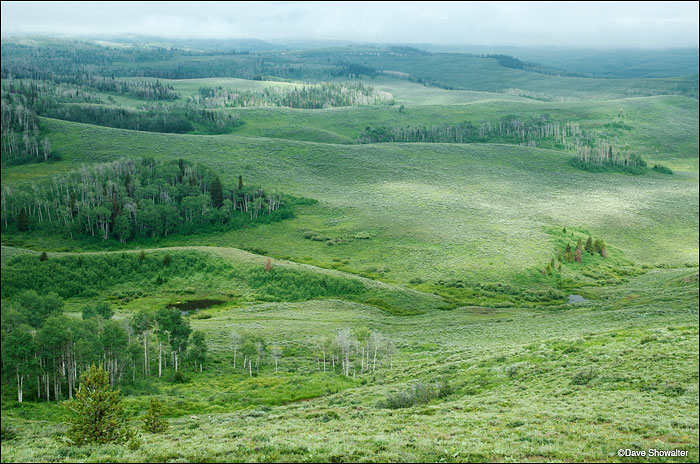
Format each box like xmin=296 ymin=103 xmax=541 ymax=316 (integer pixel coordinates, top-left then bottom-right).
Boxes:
xmin=1 ymin=36 xmax=698 ymax=463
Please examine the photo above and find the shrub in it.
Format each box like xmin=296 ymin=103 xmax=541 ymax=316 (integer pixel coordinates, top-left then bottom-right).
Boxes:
xmin=172 ymin=370 xmax=190 ymax=383
xmin=382 ymin=379 xmax=452 ymax=409
xmin=192 ymin=312 xmax=213 ymax=320
xmin=571 ymin=368 xmax=597 ymax=385
xmin=652 ymin=164 xmax=673 ymax=174
xmin=1 ymin=425 xmax=18 ymax=441
xmin=142 ymin=398 xmax=169 ymax=434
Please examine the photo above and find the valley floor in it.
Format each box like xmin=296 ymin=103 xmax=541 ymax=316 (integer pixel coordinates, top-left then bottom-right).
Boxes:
xmin=1 ymin=253 xmax=697 ymax=462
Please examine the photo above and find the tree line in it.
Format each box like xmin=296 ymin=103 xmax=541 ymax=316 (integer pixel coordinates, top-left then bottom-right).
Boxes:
xmin=1 ymin=91 xmax=55 ymax=165
xmin=571 ymin=141 xmax=651 ymax=174
xmin=357 ymin=114 xmax=588 ymax=147
xmin=484 ymin=54 xmax=590 ymax=78
xmin=1 ymin=41 xmax=317 ymax=81
xmin=1 ymin=40 xmax=196 ymax=79
xmin=2 ymin=78 xmax=242 ymax=135
xmin=1 ymin=249 xmax=358 ymax=305
xmin=1 ymin=157 xmax=291 ymax=242
xmin=42 ymin=103 xmax=243 ymax=134
xmin=192 ymin=82 xmax=394 ymax=109
xmin=3 ymin=74 xmax=178 ymax=103
xmin=228 ymin=326 xmax=395 ymax=378
xmin=2 ymin=290 xmax=398 ymax=405
xmin=1 ymin=289 xmax=206 ymax=403
xmin=49 ymin=73 xmax=179 ymax=101
xmin=357 ymin=114 xmax=671 ymax=175
xmin=2 ymin=77 xmax=106 ymax=107
xmin=330 ymin=62 xmax=380 ymax=78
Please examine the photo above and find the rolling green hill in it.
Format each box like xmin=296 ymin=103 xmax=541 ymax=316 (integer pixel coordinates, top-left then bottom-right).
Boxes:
xmin=3 ymin=116 xmax=697 ymax=285
xmin=1 ymin=38 xmax=698 ymax=463
xmin=2 ymin=246 xmax=697 ymax=462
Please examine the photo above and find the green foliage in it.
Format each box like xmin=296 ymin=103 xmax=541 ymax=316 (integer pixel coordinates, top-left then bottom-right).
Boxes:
xmin=570 ymin=141 xmax=649 ymax=174
xmin=0 ymin=90 xmax=56 ymax=166
xmin=43 ymin=103 xmax=243 ymax=134
xmin=2 ymin=157 xmax=294 ymax=242
xmin=16 ymin=210 xmax=28 ymax=232
xmin=382 ymin=379 xmax=452 ymax=409
xmin=155 ymin=307 xmax=192 ymax=356
xmin=0 ymin=38 xmax=698 ymax=463
xmin=142 ymin=398 xmax=169 ymax=434
xmin=82 ymin=301 xmax=114 ymax=320
xmin=9 ymin=289 xmax=64 ymax=327
xmin=1 ymin=323 xmax=37 ymax=401
xmin=2 ymin=79 xmax=240 ymax=135
xmin=0 ymin=425 xmax=18 ymax=441
xmin=210 ymin=176 xmax=224 ymax=209
xmin=358 ymin=114 xmax=584 ymax=146
xmin=64 ymin=365 xmax=133 ymax=445
xmin=652 ymin=164 xmax=673 ymax=174
xmin=188 ymin=331 xmax=208 ymax=371
xmin=48 ymin=74 xmax=179 ymax=101
xmin=2 ymin=251 xmax=222 ymax=299
xmin=245 ymin=266 xmax=364 ymax=302
xmin=171 ymin=370 xmax=190 ymax=384
xmin=1 ymin=267 xmax=698 ymax=462
xmin=571 ymin=368 xmax=597 ymax=385
xmin=195 ymin=82 xmax=392 ymax=109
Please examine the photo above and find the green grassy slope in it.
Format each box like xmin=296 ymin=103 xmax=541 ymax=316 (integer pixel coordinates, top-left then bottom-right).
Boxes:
xmin=2 ymin=260 xmax=697 ymax=462
xmin=1 ymin=44 xmax=698 ymax=462
xmin=300 ymin=50 xmax=699 ymax=99
xmin=2 ymin=118 xmax=697 ymax=288
xmin=55 ymin=78 xmax=697 ymax=170
xmin=421 ymin=45 xmax=700 ymax=79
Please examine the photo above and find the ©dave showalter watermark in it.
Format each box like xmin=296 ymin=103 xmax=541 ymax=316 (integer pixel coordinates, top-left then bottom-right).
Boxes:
xmin=617 ymin=449 xmax=688 ymax=458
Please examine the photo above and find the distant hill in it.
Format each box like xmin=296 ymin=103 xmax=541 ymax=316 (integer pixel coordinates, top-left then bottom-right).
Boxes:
xmin=416 ymin=44 xmax=700 ymax=78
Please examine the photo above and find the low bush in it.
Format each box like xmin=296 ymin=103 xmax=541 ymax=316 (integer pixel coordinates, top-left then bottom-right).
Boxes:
xmin=381 ymin=379 xmax=452 ymax=409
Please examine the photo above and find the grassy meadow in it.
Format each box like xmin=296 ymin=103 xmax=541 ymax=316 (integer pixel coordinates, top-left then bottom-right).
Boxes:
xmin=1 ymin=38 xmax=698 ymax=462
xmin=2 ymin=252 xmax=697 ymax=462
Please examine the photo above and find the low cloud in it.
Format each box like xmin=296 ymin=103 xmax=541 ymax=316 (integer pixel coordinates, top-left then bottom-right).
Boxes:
xmin=1 ymin=1 xmax=698 ymax=48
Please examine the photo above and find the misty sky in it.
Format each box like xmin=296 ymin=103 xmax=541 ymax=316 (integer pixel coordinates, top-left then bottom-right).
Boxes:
xmin=1 ymin=1 xmax=698 ymax=48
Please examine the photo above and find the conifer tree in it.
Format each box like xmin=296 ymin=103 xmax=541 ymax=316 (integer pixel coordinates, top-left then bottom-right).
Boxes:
xmin=593 ymin=239 xmax=602 ymax=254
xmin=585 ymin=236 xmax=594 ymax=254
xmin=210 ymin=175 xmax=224 ymax=208
xmin=17 ymin=209 xmax=29 ymax=231
xmin=142 ymin=398 xmax=169 ymax=433
xmin=64 ymin=365 xmax=133 ymax=445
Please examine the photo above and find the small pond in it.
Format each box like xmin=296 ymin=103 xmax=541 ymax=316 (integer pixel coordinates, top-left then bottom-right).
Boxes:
xmin=167 ymin=299 xmax=226 ymax=315
xmin=567 ymin=294 xmax=587 ymax=304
